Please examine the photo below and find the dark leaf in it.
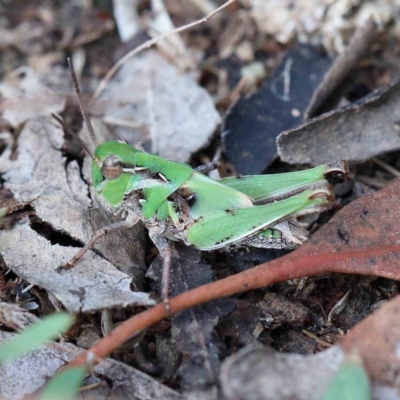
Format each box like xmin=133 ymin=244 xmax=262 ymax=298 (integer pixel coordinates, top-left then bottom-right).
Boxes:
xmin=223 ymin=43 xmax=332 ymax=174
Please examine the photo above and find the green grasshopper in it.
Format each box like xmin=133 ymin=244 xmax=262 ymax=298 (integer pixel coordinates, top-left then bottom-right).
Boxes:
xmin=59 ymin=60 xmax=348 ymax=310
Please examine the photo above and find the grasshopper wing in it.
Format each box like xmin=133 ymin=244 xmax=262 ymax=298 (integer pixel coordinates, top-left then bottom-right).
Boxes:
xmin=183 ymin=172 xmax=253 ymax=219
xmin=219 ymin=162 xmax=347 ymax=203
xmin=186 ymin=186 xmax=331 ymax=250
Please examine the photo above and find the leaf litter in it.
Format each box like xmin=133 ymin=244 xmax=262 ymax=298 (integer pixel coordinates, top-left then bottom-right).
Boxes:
xmin=218 ymin=175 xmax=400 ymax=397
xmin=0 ymin=67 xmax=65 ymax=128
xmin=2 ymin=0 xmax=400 ymax=399
xmin=0 ymin=330 xmax=182 ymax=400
xmin=220 ymin=292 xmax=400 ymax=400
xmin=0 ymin=72 xmax=152 ymax=311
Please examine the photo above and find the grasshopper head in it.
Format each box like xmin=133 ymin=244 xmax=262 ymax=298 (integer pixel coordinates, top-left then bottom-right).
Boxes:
xmin=92 ymin=139 xmax=139 ymax=210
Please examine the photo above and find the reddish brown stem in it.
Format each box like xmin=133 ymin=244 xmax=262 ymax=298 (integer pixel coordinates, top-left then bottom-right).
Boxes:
xmin=68 ymin=243 xmax=400 ymax=368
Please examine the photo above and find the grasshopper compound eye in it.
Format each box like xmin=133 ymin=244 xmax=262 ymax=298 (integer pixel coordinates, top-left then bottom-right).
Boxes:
xmin=102 ymin=155 xmax=123 ymax=180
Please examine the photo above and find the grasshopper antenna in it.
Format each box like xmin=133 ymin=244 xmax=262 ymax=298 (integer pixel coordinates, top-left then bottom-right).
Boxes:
xmin=51 ymin=114 xmax=96 ymax=162
xmin=67 ymin=57 xmax=98 ymax=147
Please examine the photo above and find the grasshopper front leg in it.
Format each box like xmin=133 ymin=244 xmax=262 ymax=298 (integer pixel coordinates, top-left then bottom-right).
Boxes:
xmin=242 ymin=220 xmax=309 ymax=250
xmin=57 ymin=214 xmax=139 ymax=271
xmin=148 ymin=228 xmax=172 ymax=313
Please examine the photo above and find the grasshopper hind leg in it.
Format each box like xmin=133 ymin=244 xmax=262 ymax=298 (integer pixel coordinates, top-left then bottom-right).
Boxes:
xmin=272 ymin=220 xmax=308 ymax=245
xmin=148 ymin=229 xmax=172 ymax=314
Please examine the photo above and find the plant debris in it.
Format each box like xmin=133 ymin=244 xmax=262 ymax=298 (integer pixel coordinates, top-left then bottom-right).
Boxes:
xmin=0 ymin=330 xmax=182 ymax=400
xmin=220 ymin=293 xmax=400 ymax=399
xmin=249 ymin=0 xmax=396 ymax=54
xmin=2 ymin=0 xmax=400 ymax=399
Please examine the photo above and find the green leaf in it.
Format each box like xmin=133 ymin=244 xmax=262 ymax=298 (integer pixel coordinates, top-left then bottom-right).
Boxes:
xmin=323 ymin=360 xmax=371 ymax=400
xmin=38 ymin=367 xmax=86 ymax=400
xmin=0 ymin=312 xmax=74 ymax=363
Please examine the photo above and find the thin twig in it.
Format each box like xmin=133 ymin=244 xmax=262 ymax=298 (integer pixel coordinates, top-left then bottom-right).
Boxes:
xmin=271 ymin=57 xmax=293 ymax=102
xmin=67 ymin=58 xmax=98 ymax=147
xmin=372 ymin=157 xmax=400 ymax=178
xmin=283 ymin=57 xmax=293 ymax=101
xmin=92 ymin=0 xmax=236 ymax=99
xmin=356 ymin=175 xmax=388 ymax=189
xmin=302 ymin=330 xmax=332 ymax=347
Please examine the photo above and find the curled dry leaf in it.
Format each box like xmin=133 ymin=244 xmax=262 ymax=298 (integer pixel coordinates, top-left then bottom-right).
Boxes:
xmin=277 ymin=80 xmax=400 ymax=166
xmin=293 ymin=176 xmax=400 ymax=263
xmin=305 ymin=17 xmax=378 ymax=119
xmin=1 ymin=220 xmax=153 ymax=312
xmin=98 ymin=51 xmax=221 ymax=163
xmin=340 ymin=293 xmax=400 ymax=392
xmin=0 ymin=331 xmax=182 ymax=400
xmin=149 ymin=0 xmax=194 ymax=70
xmin=113 ymin=0 xmax=142 ymax=43
xmin=0 ymin=117 xmax=153 ymax=312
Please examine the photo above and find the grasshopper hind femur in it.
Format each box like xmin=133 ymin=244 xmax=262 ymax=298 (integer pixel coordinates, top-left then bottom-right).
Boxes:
xmin=101 ymin=155 xmax=123 ymax=180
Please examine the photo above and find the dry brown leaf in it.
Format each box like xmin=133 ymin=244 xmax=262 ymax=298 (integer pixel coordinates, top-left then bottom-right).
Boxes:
xmin=98 ymin=51 xmax=221 ymax=162
xmin=0 ymin=117 xmax=152 ymax=312
xmin=0 ymin=67 xmax=65 ymax=128
xmin=277 ymin=81 xmax=400 ymax=166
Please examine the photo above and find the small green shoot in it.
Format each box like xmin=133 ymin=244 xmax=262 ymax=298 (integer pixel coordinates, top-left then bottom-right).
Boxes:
xmin=0 ymin=312 xmax=74 ymax=363
xmin=38 ymin=366 xmax=87 ymax=400
xmin=323 ymin=353 xmax=371 ymax=400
